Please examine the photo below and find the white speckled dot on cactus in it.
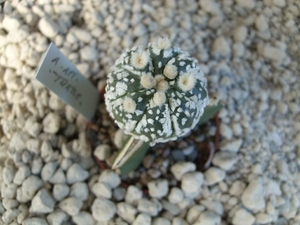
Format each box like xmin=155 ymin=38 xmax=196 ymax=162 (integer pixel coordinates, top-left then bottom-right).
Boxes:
xmin=0 ymin=0 xmax=299 ymax=224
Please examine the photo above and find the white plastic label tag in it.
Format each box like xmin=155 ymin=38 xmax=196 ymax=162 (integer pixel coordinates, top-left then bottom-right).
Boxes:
xmin=35 ymin=43 xmax=99 ymax=120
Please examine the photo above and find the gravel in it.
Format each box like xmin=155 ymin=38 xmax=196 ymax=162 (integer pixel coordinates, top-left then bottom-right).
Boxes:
xmin=0 ymin=0 xmax=299 ymax=224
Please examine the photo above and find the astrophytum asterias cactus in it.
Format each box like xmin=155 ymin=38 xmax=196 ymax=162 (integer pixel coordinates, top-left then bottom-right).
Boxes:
xmin=105 ymin=38 xmax=209 ymax=146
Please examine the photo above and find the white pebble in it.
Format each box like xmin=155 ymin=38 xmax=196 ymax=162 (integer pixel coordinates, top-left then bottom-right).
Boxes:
xmin=168 ymin=187 xmax=184 ymax=204
xmin=212 ymin=36 xmax=231 ymax=58
xmin=2 ymin=183 xmax=17 ymax=199
xmin=272 ymin=0 xmax=286 ymax=8
xmin=186 ymin=205 xmax=204 ymax=224
xmin=49 ymin=168 xmax=66 ymax=184
xmin=2 ymin=198 xmax=18 ymax=210
xmin=241 ymin=179 xmax=266 ymax=211
xmin=117 ymin=202 xmax=137 ymax=223
xmin=181 ymin=172 xmax=204 ymax=198
xmin=229 ymin=180 xmax=246 ymax=196
xmin=70 ymin=182 xmax=89 ymax=201
xmin=31 ymin=157 xmax=43 ymax=175
xmin=235 ymin=0 xmax=256 ymax=9
xmin=99 ymin=170 xmax=121 ymax=188
xmin=113 ymin=187 xmax=126 ymax=201
xmin=72 ymin=211 xmax=95 ymax=225
xmin=41 ymin=161 xmax=58 ymax=181
xmin=80 ymin=46 xmax=98 ymax=61
xmin=204 ymin=167 xmax=225 ymax=185
xmin=73 ymin=28 xmax=93 ymax=43
xmin=200 ymin=200 xmax=224 ymax=215
xmin=94 ymin=144 xmax=111 ymax=161
xmin=43 ymin=113 xmax=61 ymax=134
xmin=23 ymin=217 xmax=48 ymax=225
xmin=29 ymin=189 xmax=55 ymax=214
xmin=91 ymin=182 xmax=112 ymax=198
xmin=137 ymin=199 xmax=159 ymax=216
xmin=53 ymin=184 xmax=70 ymax=201
xmin=152 ymin=217 xmax=171 ymax=225
xmin=132 ymin=213 xmax=151 ymax=225
xmin=59 ymin=197 xmax=83 ymax=216
xmin=261 ymin=45 xmax=286 ymax=63
xmin=172 ymin=217 xmax=188 ymax=225
xmin=212 ymin=151 xmax=238 ymax=170
xmin=232 ymin=208 xmax=255 ymax=225
xmin=91 ymin=197 xmax=116 ymax=222
xmin=195 ymin=210 xmax=221 ymax=225
xmin=5 ymin=44 xmax=20 ymax=61
xmin=26 ymin=139 xmax=40 ymax=154
xmin=47 ymin=210 xmax=67 ymax=225
xmin=255 ymin=14 xmax=268 ymax=32
xmin=2 ymin=208 xmax=19 ymax=224
xmin=3 ymin=165 xmax=16 ymax=184
xmin=38 ymin=17 xmax=59 ymax=38
xmin=66 ymin=163 xmax=89 ymax=184
xmin=133 ymin=24 xmax=147 ymax=36
xmin=161 ymin=200 xmax=181 ymax=215
xmin=147 ymin=179 xmax=169 ymax=198
xmin=125 ymin=185 xmax=143 ymax=205
xmin=14 ymin=165 xmax=30 ymax=185
xmin=220 ymin=123 xmax=233 ymax=140
xmin=233 ymin=26 xmax=247 ymax=43
xmin=220 ymin=139 xmax=242 ymax=153
xmin=2 ymin=15 xmax=21 ymax=31
xmin=20 ymin=175 xmax=43 ymax=202
xmin=170 ymin=162 xmax=196 ymax=180
xmin=255 ymin=212 xmax=273 ymax=224
xmin=199 ymin=0 xmax=220 ymax=14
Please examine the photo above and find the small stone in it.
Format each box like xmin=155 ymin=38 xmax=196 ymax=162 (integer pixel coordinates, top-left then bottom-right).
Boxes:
xmin=233 ymin=26 xmax=247 ymax=43
xmin=49 ymin=168 xmax=66 ymax=184
xmin=161 ymin=200 xmax=181 ymax=215
xmin=2 ymin=208 xmax=19 ymax=224
xmin=266 ymin=179 xmax=282 ymax=196
xmin=219 ymin=123 xmax=233 ymax=139
xmin=43 ymin=113 xmax=61 ymax=134
xmin=262 ymin=45 xmax=285 ymax=63
xmin=229 ymin=180 xmax=246 ymax=196
xmin=170 ymin=162 xmax=196 ymax=180
xmin=133 ymin=24 xmax=147 ymax=36
xmin=194 ymin=210 xmax=221 ymax=225
xmin=66 ymin=163 xmax=89 ymax=184
xmin=2 ymin=15 xmax=21 ymax=31
xmin=80 ymin=46 xmax=98 ymax=61
xmin=272 ymin=0 xmax=286 ymax=8
xmin=91 ymin=182 xmax=112 ymax=198
xmin=73 ymin=28 xmax=93 ymax=43
xmin=47 ymin=210 xmax=67 ymax=225
xmin=181 ymin=172 xmax=204 ymax=198
xmin=21 ymin=175 xmax=43 ymax=202
xmin=172 ymin=217 xmax=188 ymax=225
xmin=186 ymin=205 xmax=204 ymax=224
xmin=2 ymin=198 xmax=18 ymax=210
xmin=30 ymin=189 xmax=55 ymax=214
xmin=235 ymin=0 xmax=256 ymax=9
xmin=41 ymin=161 xmax=58 ymax=181
xmin=147 ymin=179 xmax=169 ymax=198
xmin=168 ymin=187 xmax=184 ymax=204
xmin=133 ymin=213 xmax=151 ymax=225
xmin=212 ymin=36 xmax=231 ymax=58
xmin=26 ymin=139 xmax=40 ymax=154
xmin=94 ymin=144 xmax=111 ymax=161
xmin=152 ymin=217 xmax=171 ymax=225
xmin=200 ymin=200 xmax=224 ymax=215
xmin=99 ymin=170 xmax=121 ymax=188
xmin=72 ymin=211 xmax=95 ymax=225
xmin=220 ymin=139 xmax=243 ymax=153
xmin=232 ymin=208 xmax=255 ymax=225
xmin=23 ymin=217 xmax=48 ymax=225
xmin=70 ymin=182 xmax=89 ymax=201
xmin=31 ymin=157 xmax=43 ymax=175
xmin=137 ymin=199 xmax=159 ymax=216
xmin=125 ymin=185 xmax=143 ymax=205
xmin=3 ymin=165 xmax=16 ymax=184
xmin=255 ymin=14 xmax=268 ymax=32
xmin=59 ymin=197 xmax=83 ymax=216
xmin=200 ymin=0 xmax=220 ymax=14
xmin=212 ymin=151 xmax=238 ymax=171
xmin=241 ymin=179 xmax=266 ymax=211
xmin=255 ymin=212 xmax=273 ymax=224
xmin=14 ymin=165 xmax=30 ymax=185
xmin=204 ymin=167 xmax=225 ymax=185
xmin=91 ymin=197 xmax=116 ymax=222
xmin=1 ymin=183 xmax=17 ymax=199
xmin=38 ymin=17 xmax=59 ymax=38
xmin=117 ymin=202 xmax=137 ymax=223
xmin=5 ymin=44 xmax=20 ymax=61
xmin=53 ymin=184 xmax=70 ymax=201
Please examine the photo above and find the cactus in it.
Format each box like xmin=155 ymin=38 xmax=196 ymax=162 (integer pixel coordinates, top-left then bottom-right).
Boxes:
xmin=105 ymin=38 xmax=217 ymax=174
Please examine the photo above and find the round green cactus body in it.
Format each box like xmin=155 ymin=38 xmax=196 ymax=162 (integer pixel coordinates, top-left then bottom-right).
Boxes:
xmin=105 ymin=38 xmax=209 ymax=145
